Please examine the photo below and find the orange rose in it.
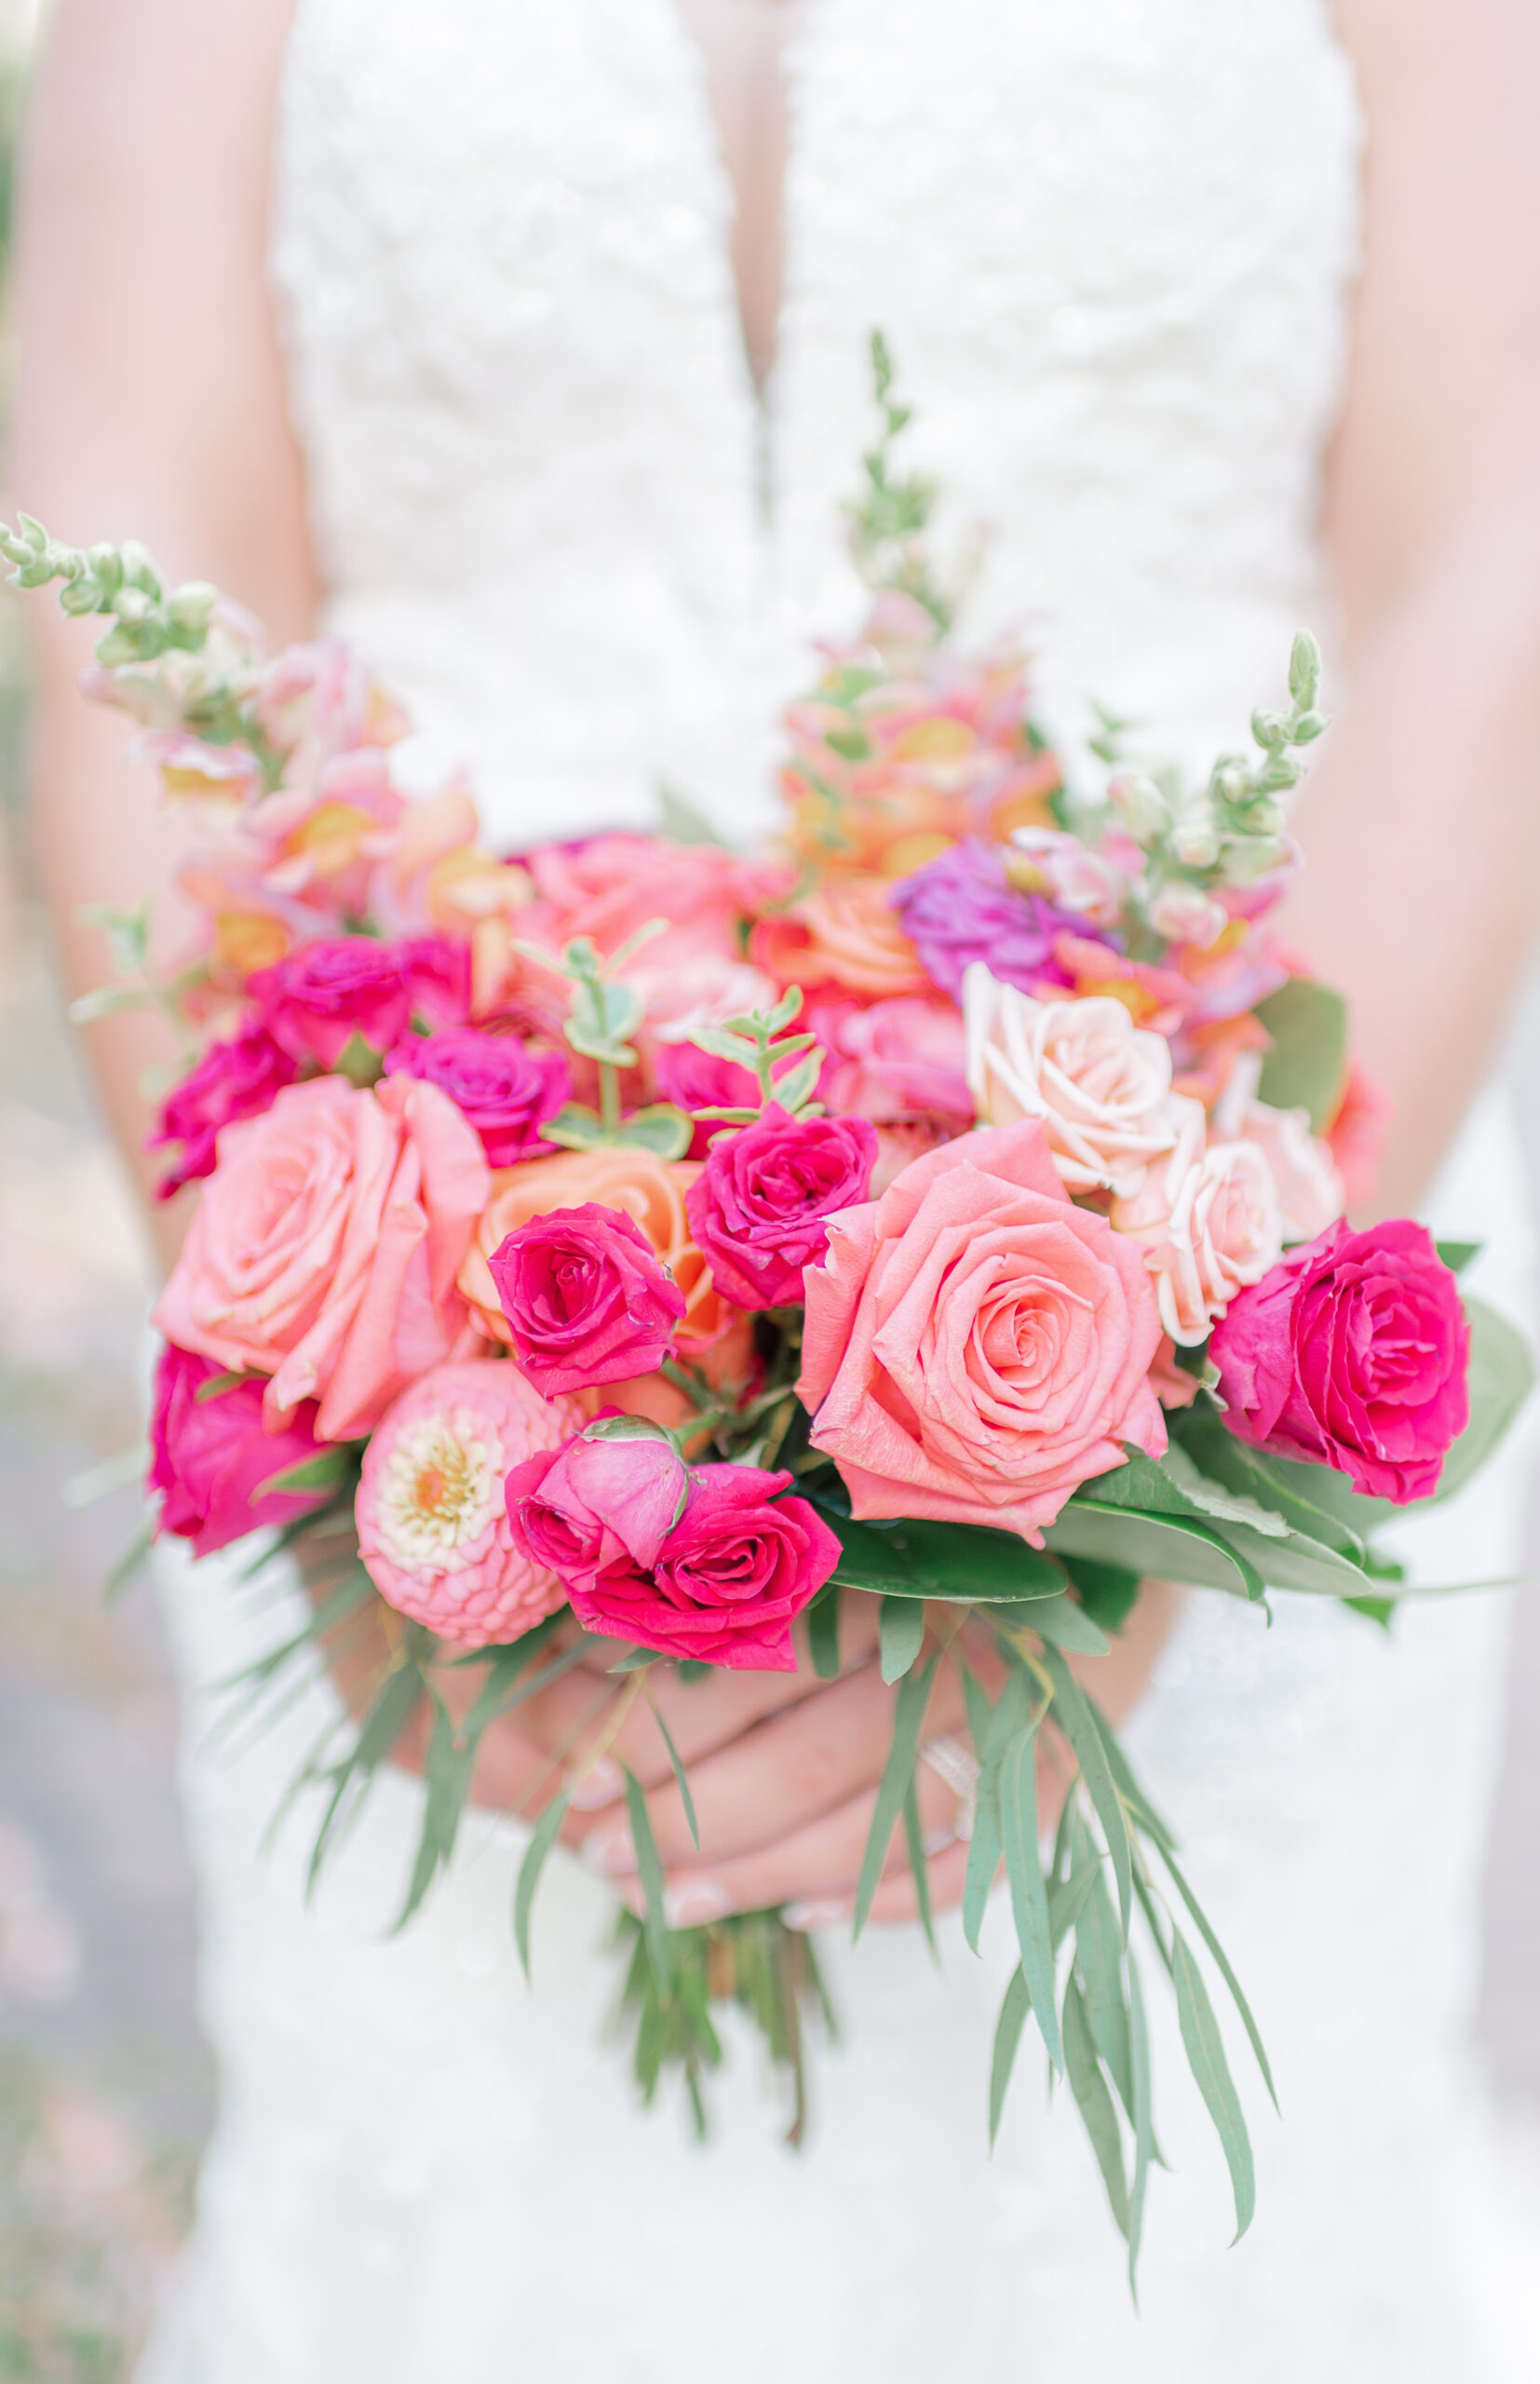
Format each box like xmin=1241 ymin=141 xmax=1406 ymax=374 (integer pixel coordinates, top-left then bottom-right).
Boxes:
xmin=751 ymin=877 xmax=930 ymax=998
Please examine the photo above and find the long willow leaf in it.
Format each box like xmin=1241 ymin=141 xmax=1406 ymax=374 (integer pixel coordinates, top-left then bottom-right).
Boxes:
xmin=901 ymin=1774 xmax=939 ymax=1962
xmin=625 ymin=1768 xmax=672 ymax=1992
xmin=1062 ymin=1973 xmax=1129 ymax=2238
xmin=513 ymin=1792 xmax=571 ymax=1980
xmin=1172 ymin=1929 xmax=1255 ymax=2242
xmin=1000 ymin=1722 xmax=1061 ymax=2073
xmin=1127 ymin=1952 xmax=1154 ymax=2299
xmin=879 ymin=1593 xmax=926 ymax=1681
xmin=853 ymin=1653 xmax=938 ymax=1940
xmin=1158 ymin=1845 xmax=1277 ymax=2110
xmin=989 ymin=1964 xmax=1033 ymax=2147
xmin=1037 ymin=1645 xmax=1132 ymax=1934
xmin=649 ymin=1700 xmax=699 ymax=1850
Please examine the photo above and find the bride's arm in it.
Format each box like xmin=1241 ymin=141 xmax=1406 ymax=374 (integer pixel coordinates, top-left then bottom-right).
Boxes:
xmin=1294 ymin=0 xmax=1540 ymax=1215
xmin=10 ymin=0 xmax=318 ymax=1262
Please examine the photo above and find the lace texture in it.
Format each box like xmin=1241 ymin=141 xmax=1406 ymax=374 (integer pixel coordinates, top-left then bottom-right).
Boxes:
xmin=142 ymin=3 xmax=1537 ymax=2376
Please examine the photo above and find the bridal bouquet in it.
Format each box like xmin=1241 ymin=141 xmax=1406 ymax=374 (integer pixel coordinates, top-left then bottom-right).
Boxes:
xmin=7 ymin=359 xmax=1529 ymax=2280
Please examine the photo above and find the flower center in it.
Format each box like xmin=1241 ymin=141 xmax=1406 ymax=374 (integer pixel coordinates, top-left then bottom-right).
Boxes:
xmin=375 ymin=1416 xmax=498 ymax=1575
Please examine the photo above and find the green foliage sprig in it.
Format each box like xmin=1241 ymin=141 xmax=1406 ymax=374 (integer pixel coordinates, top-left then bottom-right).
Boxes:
xmin=844 ymin=331 xmax=953 ymax=631
xmin=511 ymin=926 xmax=693 ymax=1158
xmin=684 ymin=984 xmax=826 ymax=1131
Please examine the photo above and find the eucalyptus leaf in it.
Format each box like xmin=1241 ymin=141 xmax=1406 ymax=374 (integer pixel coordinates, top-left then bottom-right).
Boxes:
xmin=514 ymin=1793 xmax=572 ymax=1980
xmin=1037 ymin=1646 xmax=1132 ymax=1935
xmin=625 ymin=1768 xmax=672 ymax=1992
xmin=988 ymin=1965 xmax=1033 ymax=2147
xmin=1127 ymin=1953 xmax=1154 ymax=2296
xmin=1172 ymin=1930 xmax=1255 ymax=2241
xmin=807 ymin=1582 xmax=842 ymax=1681
xmin=1063 ymin=1974 xmax=1130 ymax=2238
xmin=1044 ymin=1502 xmax=1263 ymax=1600
xmin=615 ymin=1104 xmax=693 ymax=1159
xmin=853 ymin=1653 xmax=938 ymax=1940
xmin=1000 ymin=1722 xmax=1061 ymax=2072
xmin=880 ymin=1594 xmax=926 ymax=1682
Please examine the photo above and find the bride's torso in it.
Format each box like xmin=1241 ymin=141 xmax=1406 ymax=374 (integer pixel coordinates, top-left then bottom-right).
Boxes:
xmin=270 ymin=0 xmax=1361 ymax=844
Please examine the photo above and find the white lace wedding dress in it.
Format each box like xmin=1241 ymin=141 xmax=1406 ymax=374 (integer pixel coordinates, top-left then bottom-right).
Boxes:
xmin=141 ymin=2 xmax=1538 ymax=2376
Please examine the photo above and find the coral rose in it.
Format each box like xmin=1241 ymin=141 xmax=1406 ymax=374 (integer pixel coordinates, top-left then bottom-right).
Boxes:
xmin=487 ymin=1203 xmax=686 ymax=1397
xmin=154 ymin=1074 xmax=490 ymax=1441
xmin=1209 ymin=1220 xmax=1469 ymax=1503
xmin=357 ymin=1361 xmax=579 ymax=1646
xmin=149 ymin=1343 xmax=333 ymax=1558
xmin=811 ymin=995 xmax=972 ymax=1130
xmin=797 ymin=1120 xmax=1166 ymax=1543
xmin=685 ymin=1104 xmax=878 ymax=1310
xmin=751 ymin=877 xmax=930 ymax=998
xmin=964 ymin=966 xmax=1182 ymax=1199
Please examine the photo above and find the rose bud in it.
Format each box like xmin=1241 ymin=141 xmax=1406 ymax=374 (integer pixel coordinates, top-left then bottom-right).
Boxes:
xmin=487 ymin=1202 xmax=687 ymax=1398
xmin=561 ymin=1463 xmax=841 ymax=1671
xmin=505 ymin=1425 xmax=688 ymax=1595
xmin=685 ymin=1104 xmax=878 ymax=1310
xmin=149 ymin=1343 xmax=332 ymax=1559
xmin=1209 ymin=1218 xmax=1470 ymax=1504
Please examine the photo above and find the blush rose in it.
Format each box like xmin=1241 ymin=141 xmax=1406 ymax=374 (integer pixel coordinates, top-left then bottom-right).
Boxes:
xmin=1209 ymin=1219 xmax=1470 ymax=1504
xmin=798 ymin=1120 xmax=1166 ymax=1542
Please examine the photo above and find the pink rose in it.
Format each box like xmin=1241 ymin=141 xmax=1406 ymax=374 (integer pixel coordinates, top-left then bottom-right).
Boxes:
xmin=685 ymin=1104 xmax=878 ymax=1310
xmin=153 ymin=1074 xmax=490 ymax=1441
xmin=1209 ymin=1220 xmax=1470 ymax=1503
xmin=149 ymin=1343 xmax=332 ymax=1558
xmin=798 ymin=1121 xmax=1166 ymax=1543
xmin=249 ymin=935 xmax=468 ymax=1067
xmin=1112 ymin=1113 xmax=1283 ymax=1345
xmin=1233 ymin=1100 xmax=1344 ymax=1245
xmin=811 ymin=995 xmax=972 ymax=1129
xmin=149 ymin=1020 xmax=298 ymax=1199
xmin=522 ymin=835 xmax=782 ymax=976
xmin=486 ymin=1202 xmax=686 ymax=1397
xmin=384 ymin=1029 xmax=570 ymax=1165
xmin=504 ymin=1429 xmax=689 ymax=1592
xmin=650 ymin=1040 xmax=761 ymax=1157
xmin=550 ymin=1463 xmax=840 ymax=1671
xmin=963 ymin=968 xmax=1182 ymax=1198
xmin=356 ymin=1361 xmax=579 ymax=1646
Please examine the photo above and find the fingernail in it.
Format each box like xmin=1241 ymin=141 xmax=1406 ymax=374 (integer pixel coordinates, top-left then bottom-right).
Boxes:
xmin=783 ymin=1898 xmax=848 ymax=1932
xmin=923 ymin=1826 xmax=955 ymax=1857
xmin=566 ymin=1754 xmax=623 ymax=1811
xmin=580 ymin=1823 xmax=634 ymax=1876
xmin=664 ymin=1880 xmax=731 ymax=1927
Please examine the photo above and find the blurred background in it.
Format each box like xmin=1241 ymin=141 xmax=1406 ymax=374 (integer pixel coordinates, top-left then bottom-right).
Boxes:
xmin=0 ymin=1 xmax=1537 ymax=2374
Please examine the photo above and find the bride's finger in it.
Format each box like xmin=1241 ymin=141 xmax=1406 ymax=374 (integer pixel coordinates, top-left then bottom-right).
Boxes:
xmin=581 ymin=1651 xmax=968 ymax=1874
xmin=618 ymin=1761 xmax=964 ymax=1925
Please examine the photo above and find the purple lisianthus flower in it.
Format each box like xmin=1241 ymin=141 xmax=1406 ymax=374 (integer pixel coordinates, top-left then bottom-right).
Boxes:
xmin=384 ymin=1028 xmax=571 ymax=1165
xmin=892 ymin=839 xmax=1114 ymax=1001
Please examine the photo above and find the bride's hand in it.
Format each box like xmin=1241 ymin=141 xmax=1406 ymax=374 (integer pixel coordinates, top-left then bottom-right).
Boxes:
xmin=312 ymin=1567 xmax=1185 ymax=1931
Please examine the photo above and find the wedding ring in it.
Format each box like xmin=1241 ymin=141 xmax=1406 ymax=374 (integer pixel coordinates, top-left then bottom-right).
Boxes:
xmin=920 ymin=1733 xmax=980 ymax=1841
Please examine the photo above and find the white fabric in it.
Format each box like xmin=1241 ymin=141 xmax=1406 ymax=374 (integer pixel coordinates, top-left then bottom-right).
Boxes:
xmin=141 ymin=2 xmax=1538 ymax=2375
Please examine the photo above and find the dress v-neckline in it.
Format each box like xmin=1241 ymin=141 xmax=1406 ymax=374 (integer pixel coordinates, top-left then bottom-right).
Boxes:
xmin=662 ymin=0 xmax=817 ymax=409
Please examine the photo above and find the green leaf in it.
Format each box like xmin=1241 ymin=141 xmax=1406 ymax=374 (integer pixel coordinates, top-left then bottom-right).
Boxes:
xmin=963 ymin=1668 xmax=1030 ymax=1953
xmin=1000 ymin=1722 xmax=1061 ymax=2072
xmin=513 ymin=1792 xmax=571 ymax=1980
xmin=541 ymin=1102 xmax=610 ymax=1152
xmin=880 ymin=1593 xmax=926 ymax=1681
xmin=1038 ymin=1645 xmax=1132 ymax=1934
xmin=393 ymin=1689 xmax=475 ymax=1932
xmin=583 ymin=1413 xmax=676 ymax=1445
xmin=1172 ymin=1929 xmax=1256 ymax=2241
xmin=615 ymin=1104 xmax=694 ymax=1159
xmin=1045 ymin=1501 xmax=1264 ymax=1599
xmin=988 ymin=1965 xmax=1033 ymax=2147
xmin=250 ymin=1447 xmax=354 ymax=1503
xmin=1076 ymin=1448 xmax=1209 ymax=1517
xmin=193 ymin=1368 xmax=259 ymax=1403
xmin=1047 ymin=1849 xmax=1104 ymax=1951
xmin=1431 ymin=1292 xmax=1535 ymax=1506
xmin=1253 ymin=978 xmax=1349 ymax=1131
xmin=1157 ymin=1844 xmax=1277 ymax=2111
xmin=1127 ymin=1952 xmax=1155 ymax=2297
xmin=853 ymin=1652 xmax=938 ymax=1940
xmin=1022 ymin=1594 xmax=1111 ymax=1658
xmin=807 ymin=1581 xmax=842 ymax=1680
xmin=625 ymin=1768 xmax=672 ymax=1992
xmin=655 ymin=782 xmax=731 ymax=847
xmin=649 ymin=1700 xmax=700 ymax=1850
xmin=307 ymin=1657 xmax=425 ymax=1897
xmin=813 ymin=1489 xmax=1067 ymax=1604
xmin=1074 ymin=1820 xmax=1136 ymax=2122
xmin=766 ymin=1051 xmax=823 ymax=1115
xmin=1063 ymin=1973 xmax=1130 ymax=2237
xmin=1169 ymin=1409 xmax=1369 ymax=1562
xmin=1159 ymin=1442 xmax=1290 ymax=1538
xmin=1344 ymin=1593 xmax=1397 ymax=1630
xmin=1436 ymin=1239 xmax=1482 ymax=1277
xmin=901 ymin=1773 xmax=939 ymax=1962
xmin=66 ymin=982 xmax=153 ymax=1024
xmin=1058 ymin=1554 xmax=1141 ymax=1635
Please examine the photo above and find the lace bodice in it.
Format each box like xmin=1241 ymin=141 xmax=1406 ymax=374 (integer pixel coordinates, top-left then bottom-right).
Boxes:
xmin=271 ymin=0 xmax=1361 ymax=839
xmin=140 ymin=8 xmax=1540 ymax=2379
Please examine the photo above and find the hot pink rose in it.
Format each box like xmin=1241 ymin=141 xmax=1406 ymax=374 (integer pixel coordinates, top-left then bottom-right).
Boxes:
xmin=798 ymin=1120 xmax=1166 ymax=1542
xmin=149 ymin=1020 xmax=298 ymax=1199
xmin=486 ymin=1202 xmax=687 ymax=1397
xmin=685 ymin=1104 xmax=879 ymax=1310
xmin=356 ymin=1361 xmax=579 ymax=1646
xmin=504 ymin=1429 xmax=689 ymax=1592
xmin=384 ymin=1028 xmax=570 ymax=1165
xmin=1209 ymin=1219 xmax=1470 ymax=1504
xmin=153 ymin=1074 xmax=490 ymax=1441
xmin=552 ymin=1463 xmax=839 ymax=1671
xmin=149 ymin=1343 xmax=333 ymax=1558
xmin=249 ymin=935 xmax=468 ymax=1067
xmin=649 ymin=1040 xmax=761 ymax=1157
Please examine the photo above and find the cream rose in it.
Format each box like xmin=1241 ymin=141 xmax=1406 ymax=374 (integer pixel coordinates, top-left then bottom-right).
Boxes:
xmin=963 ymin=963 xmax=1181 ymax=1198
xmin=1234 ymin=1100 xmax=1344 ymax=1244
xmin=1112 ymin=1109 xmax=1284 ymax=1345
